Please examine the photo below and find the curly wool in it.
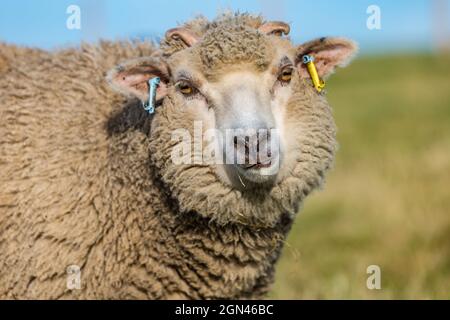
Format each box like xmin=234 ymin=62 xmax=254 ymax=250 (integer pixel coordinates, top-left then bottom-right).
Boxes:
xmin=196 ymin=22 xmax=272 ymax=77
xmin=161 ymin=12 xmax=265 ymax=58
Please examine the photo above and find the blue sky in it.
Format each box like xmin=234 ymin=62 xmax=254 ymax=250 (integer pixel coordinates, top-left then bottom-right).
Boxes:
xmin=0 ymin=0 xmax=449 ymax=54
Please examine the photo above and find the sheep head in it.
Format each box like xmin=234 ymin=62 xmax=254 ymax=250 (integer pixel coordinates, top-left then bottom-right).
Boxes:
xmin=107 ymin=13 xmax=357 ymax=227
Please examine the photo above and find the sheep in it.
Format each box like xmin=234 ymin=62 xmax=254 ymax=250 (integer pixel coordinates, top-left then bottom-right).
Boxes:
xmin=0 ymin=13 xmax=357 ymax=299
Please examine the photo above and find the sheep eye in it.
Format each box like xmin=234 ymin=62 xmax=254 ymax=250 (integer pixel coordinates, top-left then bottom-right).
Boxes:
xmin=279 ymin=68 xmax=293 ymax=83
xmin=176 ymin=81 xmax=195 ymax=96
xmin=271 ymin=30 xmax=283 ymax=37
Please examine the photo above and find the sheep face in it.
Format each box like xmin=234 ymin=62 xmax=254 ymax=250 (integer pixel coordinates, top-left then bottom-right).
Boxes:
xmin=108 ymin=15 xmax=357 ymax=227
xmin=164 ymin=38 xmax=291 ymax=189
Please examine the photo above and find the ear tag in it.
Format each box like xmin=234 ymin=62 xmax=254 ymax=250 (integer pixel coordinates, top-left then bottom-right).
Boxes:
xmin=302 ymin=55 xmax=325 ymax=93
xmin=143 ymin=77 xmax=161 ymax=114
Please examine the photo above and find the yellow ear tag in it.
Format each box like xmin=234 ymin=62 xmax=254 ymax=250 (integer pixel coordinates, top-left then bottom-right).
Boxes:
xmin=302 ymin=55 xmax=325 ymax=93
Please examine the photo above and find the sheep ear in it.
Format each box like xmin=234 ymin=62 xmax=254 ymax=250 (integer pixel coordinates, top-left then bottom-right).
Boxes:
xmin=296 ymin=37 xmax=358 ymax=79
xmin=107 ymin=57 xmax=169 ymax=103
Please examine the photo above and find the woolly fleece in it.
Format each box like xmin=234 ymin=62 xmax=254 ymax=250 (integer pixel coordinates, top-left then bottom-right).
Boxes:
xmin=0 ymin=14 xmax=343 ymax=299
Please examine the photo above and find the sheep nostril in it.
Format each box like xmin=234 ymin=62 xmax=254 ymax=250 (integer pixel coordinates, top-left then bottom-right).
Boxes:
xmin=231 ymin=129 xmax=276 ymax=167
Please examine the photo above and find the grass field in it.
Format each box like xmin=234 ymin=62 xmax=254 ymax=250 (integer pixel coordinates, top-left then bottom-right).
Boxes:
xmin=270 ymin=54 xmax=450 ymax=299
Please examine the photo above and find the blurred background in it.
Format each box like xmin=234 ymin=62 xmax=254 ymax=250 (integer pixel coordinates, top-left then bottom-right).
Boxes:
xmin=1 ymin=0 xmax=449 ymax=299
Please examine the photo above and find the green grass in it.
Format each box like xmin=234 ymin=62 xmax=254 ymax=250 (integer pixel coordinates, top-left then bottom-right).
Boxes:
xmin=270 ymin=54 xmax=450 ymax=299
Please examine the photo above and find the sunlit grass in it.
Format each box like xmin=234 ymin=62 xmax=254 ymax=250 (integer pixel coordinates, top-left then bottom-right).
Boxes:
xmin=270 ymin=54 xmax=450 ymax=299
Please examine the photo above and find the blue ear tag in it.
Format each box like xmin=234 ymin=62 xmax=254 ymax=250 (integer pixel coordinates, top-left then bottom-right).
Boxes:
xmin=142 ymin=77 xmax=161 ymax=114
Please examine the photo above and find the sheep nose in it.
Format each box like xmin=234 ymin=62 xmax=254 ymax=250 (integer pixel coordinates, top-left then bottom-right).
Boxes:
xmin=230 ymin=128 xmax=274 ymax=167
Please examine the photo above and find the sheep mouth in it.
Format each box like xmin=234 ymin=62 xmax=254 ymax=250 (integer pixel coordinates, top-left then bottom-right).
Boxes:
xmin=232 ymin=153 xmax=281 ymax=186
xmin=241 ymin=160 xmax=273 ymax=170
xmin=235 ymin=143 xmax=277 ymax=171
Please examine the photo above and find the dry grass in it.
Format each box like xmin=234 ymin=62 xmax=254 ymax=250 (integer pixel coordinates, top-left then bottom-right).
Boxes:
xmin=270 ymin=54 xmax=450 ymax=299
